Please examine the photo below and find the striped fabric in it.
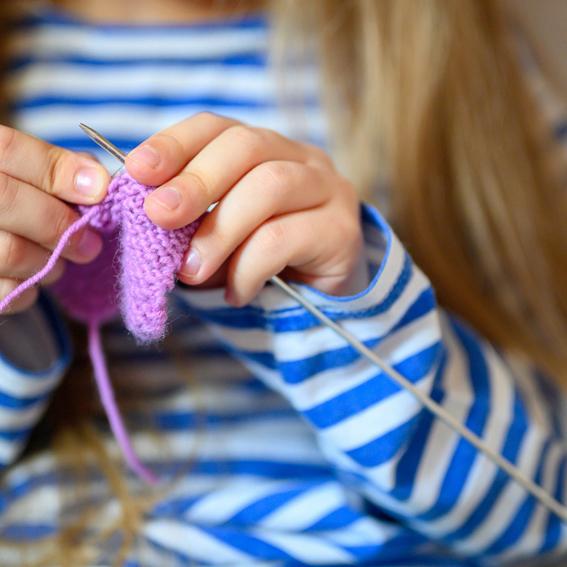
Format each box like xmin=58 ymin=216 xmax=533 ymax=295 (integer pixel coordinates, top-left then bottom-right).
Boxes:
xmin=5 ymin=5 xmax=326 ymax=171
xmin=0 ymin=4 xmax=566 ymax=566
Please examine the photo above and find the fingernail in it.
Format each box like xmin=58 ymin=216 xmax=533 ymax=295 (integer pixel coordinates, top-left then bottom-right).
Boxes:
xmin=181 ymin=247 xmax=200 ymax=276
xmin=150 ymin=186 xmax=181 ymax=211
xmin=129 ymin=145 xmax=160 ymax=169
xmin=75 ymin=229 xmax=102 ymax=259
xmin=75 ymin=166 xmax=106 ymax=199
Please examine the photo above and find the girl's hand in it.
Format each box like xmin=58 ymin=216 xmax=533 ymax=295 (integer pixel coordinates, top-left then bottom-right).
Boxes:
xmin=125 ymin=113 xmax=365 ymax=307
xmin=0 ymin=127 xmax=109 ymax=312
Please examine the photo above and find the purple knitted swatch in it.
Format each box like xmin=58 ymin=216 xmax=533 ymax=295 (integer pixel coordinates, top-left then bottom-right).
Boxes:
xmin=0 ymin=171 xmax=202 ymax=484
xmin=52 ymin=172 xmax=201 ymax=342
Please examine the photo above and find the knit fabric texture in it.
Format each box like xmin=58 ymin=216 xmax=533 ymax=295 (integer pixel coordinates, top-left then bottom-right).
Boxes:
xmin=48 ymin=171 xmax=202 ymax=483
xmin=51 ymin=171 xmax=201 ymax=343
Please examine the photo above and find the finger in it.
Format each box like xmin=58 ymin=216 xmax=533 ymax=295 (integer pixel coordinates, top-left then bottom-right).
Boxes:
xmin=77 ymin=151 xmax=102 ymax=163
xmin=225 ymin=205 xmax=363 ymax=306
xmin=0 ymin=176 xmax=103 ymax=263
xmin=223 ymin=211 xmax=327 ymax=307
xmin=41 ymin=258 xmax=66 ymax=285
xmin=0 ymin=231 xmax=66 ymax=280
xmin=125 ymin=112 xmax=240 ymax=186
xmin=0 ymin=278 xmax=38 ymax=314
xmin=177 ymin=161 xmax=331 ymax=283
xmin=144 ymin=126 xmax=317 ymax=230
xmin=0 ymin=126 xmax=109 ymax=204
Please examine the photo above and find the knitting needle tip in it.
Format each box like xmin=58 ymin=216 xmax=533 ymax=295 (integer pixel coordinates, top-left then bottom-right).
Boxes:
xmin=79 ymin=123 xmax=127 ymax=164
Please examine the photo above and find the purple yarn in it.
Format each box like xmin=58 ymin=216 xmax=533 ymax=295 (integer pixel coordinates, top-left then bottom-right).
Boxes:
xmin=0 ymin=171 xmax=202 ymax=484
xmin=50 ymin=230 xmax=120 ymax=326
xmin=117 ymin=175 xmax=200 ymax=343
xmin=88 ymin=319 xmax=157 ymax=485
xmin=52 ymin=171 xmax=201 ymax=342
xmin=0 ymin=209 xmax=98 ymax=313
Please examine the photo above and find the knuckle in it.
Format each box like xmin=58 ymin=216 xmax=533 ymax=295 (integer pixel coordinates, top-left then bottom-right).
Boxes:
xmin=194 ymin=111 xmax=233 ymax=131
xmin=206 ymin=227 xmax=231 ymax=257
xmin=43 ymin=146 xmax=68 ymax=195
xmin=45 ymin=207 xmax=76 ymax=248
xmin=183 ymin=169 xmax=210 ymax=202
xmin=252 ymin=161 xmax=293 ymax=198
xmin=257 ymin=220 xmax=286 ymax=255
xmin=306 ymin=144 xmax=334 ymax=167
xmin=227 ymin=125 xmax=267 ymax=155
xmin=195 ymin=110 xmax=220 ymax=124
xmin=0 ymin=126 xmax=17 ymax=158
xmin=0 ymin=173 xmax=18 ymax=217
xmin=0 ymin=233 xmax=24 ymax=270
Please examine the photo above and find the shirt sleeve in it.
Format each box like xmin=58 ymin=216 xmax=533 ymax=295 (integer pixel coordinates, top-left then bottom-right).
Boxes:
xmin=0 ymin=293 xmax=71 ymax=469
xmin=173 ymin=201 xmax=567 ymax=564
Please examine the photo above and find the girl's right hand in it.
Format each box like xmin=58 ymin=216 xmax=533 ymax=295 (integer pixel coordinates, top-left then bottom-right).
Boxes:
xmin=0 ymin=126 xmax=110 ymax=313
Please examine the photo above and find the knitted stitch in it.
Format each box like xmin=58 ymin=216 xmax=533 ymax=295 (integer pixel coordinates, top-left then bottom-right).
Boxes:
xmin=51 ymin=171 xmax=201 ymax=342
xmin=0 ymin=171 xmax=202 ymax=483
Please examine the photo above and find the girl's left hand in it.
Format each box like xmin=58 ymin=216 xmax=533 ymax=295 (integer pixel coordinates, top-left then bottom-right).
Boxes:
xmin=125 ymin=112 xmax=365 ymax=307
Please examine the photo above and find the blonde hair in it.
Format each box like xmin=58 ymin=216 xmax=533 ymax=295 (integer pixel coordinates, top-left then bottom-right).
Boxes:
xmin=1 ymin=0 xmax=566 ymax=564
xmin=273 ymin=0 xmax=567 ymax=382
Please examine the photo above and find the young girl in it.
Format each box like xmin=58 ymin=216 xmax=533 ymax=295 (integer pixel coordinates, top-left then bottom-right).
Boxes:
xmin=0 ymin=0 xmax=566 ymax=565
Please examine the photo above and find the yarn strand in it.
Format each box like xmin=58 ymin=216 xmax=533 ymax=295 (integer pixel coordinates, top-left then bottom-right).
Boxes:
xmin=88 ymin=320 xmax=157 ymax=485
xmin=0 ymin=203 xmax=157 ymax=485
xmin=0 ymin=208 xmax=98 ymax=312
xmin=0 ymin=172 xmax=200 ymax=485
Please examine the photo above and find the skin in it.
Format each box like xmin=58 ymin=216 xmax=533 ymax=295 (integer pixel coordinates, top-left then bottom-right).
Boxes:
xmin=126 ymin=113 xmax=364 ymax=306
xmin=0 ymin=0 xmax=365 ymax=312
xmin=0 ymin=128 xmax=109 ymax=312
xmin=8 ymin=0 xmax=560 ymax=312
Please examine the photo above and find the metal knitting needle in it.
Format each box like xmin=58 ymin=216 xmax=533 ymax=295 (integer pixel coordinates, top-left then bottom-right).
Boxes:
xmin=80 ymin=123 xmax=567 ymax=523
xmin=80 ymin=123 xmax=127 ymax=164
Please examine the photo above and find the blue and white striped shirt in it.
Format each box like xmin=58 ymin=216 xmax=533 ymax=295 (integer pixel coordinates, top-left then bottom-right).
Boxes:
xmin=1 ymin=4 xmax=566 ymax=566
